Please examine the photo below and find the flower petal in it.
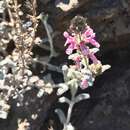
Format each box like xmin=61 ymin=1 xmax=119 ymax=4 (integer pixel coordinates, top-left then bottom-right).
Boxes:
xmin=80 ymin=43 xmax=89 ymax=56
xmin=66 ymin=43 xmax=75 ymax=54
xmin=63 ymin=31 xmax=69 ymax=38
xmin=89 ymin=38 xmax=100 ymax=48
xmin=81 ymin=79 xmax=89 ymax=89
xmin=89 ymin=53 xmax=99 ymax=64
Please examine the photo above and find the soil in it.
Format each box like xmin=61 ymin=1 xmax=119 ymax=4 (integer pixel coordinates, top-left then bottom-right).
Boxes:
xmin=41 ymin=46 xmax=130 ymax=130
xmin=1 ymin=0 xmax=130 ymax=130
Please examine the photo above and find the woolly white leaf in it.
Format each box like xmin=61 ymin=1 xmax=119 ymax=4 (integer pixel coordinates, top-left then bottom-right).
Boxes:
xmin=0 ymin=1 xmax=5 ymax=13
xmin=55 ymin=109 xmax=66 ymax=125
xmin=62 ymin=65 xmax=68 ymax=71
xmin=68 ymin=53 xmax=80 ymax=60
xmin=57 ymin=83 xmax=69 ymax=95
xmin=55 ymin=0 xmax=79 ymax=12
xmin=37 ymin=89 xmax=45 ymax=98
xmin=0 ymin=111 xmax=8 ymax=119
xmin=102 ymin=65 xmax=111 ymax=73
xmin=0 ymin=57 xmax=16 ymax=67
xmin=59 ymin=96 xmax=70 ymax=104
xmin=63 ymin=123 xmax=75 ymax=130
xmin=90 ymin=48 xmax=99 ymax=53
xmin=70 ymin=80 xmax=78 ymax=97
xmin=75 ymin=93 xmax=90 ymax=103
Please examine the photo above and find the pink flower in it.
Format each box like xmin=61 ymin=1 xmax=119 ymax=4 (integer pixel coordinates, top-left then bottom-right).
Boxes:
xmin=89 ymin=52 xmax=98 ymax=64
xmin=80 ymin=42 xmax=98 ymax=64
xmin=63 ymin=31 xmax=69 ymax=38
xmin=88 ymin=38 xmax=100 ymax=48
xmin=84 ymin=26 xmax=95 ymax=38
xmin=83 ymin=26 xmax=100 ymax=48
xmin=81 ymin=79 xmax=89 ymax=89
xmin=63 ymin=31 xmax=77 ymax=55
xmin=80 ymin=42 xmax=89 ymax=55
xmin=73 ymin=55 xmax=81 ymax=68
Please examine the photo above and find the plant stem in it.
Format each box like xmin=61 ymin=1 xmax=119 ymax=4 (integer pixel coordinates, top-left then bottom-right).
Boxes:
xmin=78 ymin=33 xmax=89 ymax=69
xmin=29 ymin=0 xmax=38 ymax=51
xmin=41 ymin=15 xmax=57 ymax=58
xmin=66 ymin=102 xmax=74 ymax=125
xmin=64 ymin=91 xmax=76 ymax=130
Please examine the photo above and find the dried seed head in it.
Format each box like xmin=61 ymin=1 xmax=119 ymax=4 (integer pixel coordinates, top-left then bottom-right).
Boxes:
xmin=69 ymin=15 xmax=87 ymax=34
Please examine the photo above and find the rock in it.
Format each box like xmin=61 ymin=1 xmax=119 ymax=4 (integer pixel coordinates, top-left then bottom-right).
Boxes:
xmin=0 ymin=88 xmax=57 ymax=130
xmin=1 ymin=1 xmax=130 ymax=130
xmin=41 ymin=47 xmax=130 ymax=130
xmin=37 ymin=0 xmax=130 ymax=51
xmin=73 ymin=48 xmax=130 ymax=130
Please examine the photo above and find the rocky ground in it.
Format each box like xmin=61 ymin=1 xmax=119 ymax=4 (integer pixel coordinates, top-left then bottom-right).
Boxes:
xmin=0 ymin=0 xmax=130 ymax=130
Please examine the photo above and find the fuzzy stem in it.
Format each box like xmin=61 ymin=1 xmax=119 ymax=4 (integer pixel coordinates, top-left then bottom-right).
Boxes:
xmin=66 ymin=101 xmax=74 ymax=125
xmin=64 ymin=90 xmax=76 ymax=130
xmin=78 ymin=33 xmax=89 ymax=68
xmin=41 ymin=15 xmax=57 ymax=58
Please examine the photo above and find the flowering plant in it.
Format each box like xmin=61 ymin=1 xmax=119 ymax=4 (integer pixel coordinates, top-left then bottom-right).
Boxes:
xmin=55 ymin=16 xmax=111 ymax=130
